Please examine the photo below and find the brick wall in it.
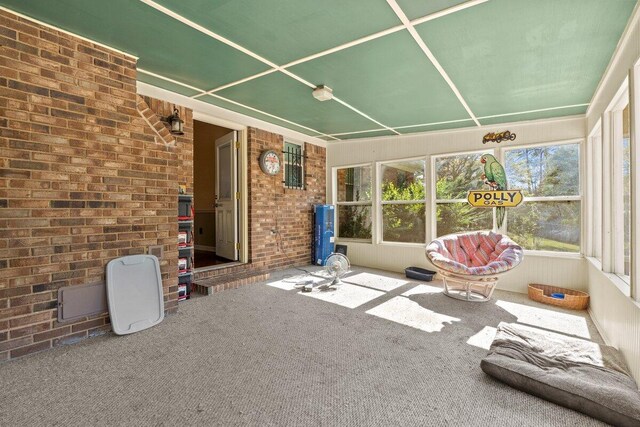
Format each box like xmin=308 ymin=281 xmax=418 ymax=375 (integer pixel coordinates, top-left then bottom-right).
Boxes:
xmin=0 ymin=10 xmax=194 ymax=360
xmin=0 ymin=9 xmax=325 ymax=361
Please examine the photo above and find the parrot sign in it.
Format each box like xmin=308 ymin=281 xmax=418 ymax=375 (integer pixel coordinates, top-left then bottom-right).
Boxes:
xmin=467 ymin=153 xmax=523 ymax=228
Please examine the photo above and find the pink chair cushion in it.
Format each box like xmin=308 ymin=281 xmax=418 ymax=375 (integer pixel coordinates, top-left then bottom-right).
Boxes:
xmin=426 ymin=231 xmax=523 ymax=276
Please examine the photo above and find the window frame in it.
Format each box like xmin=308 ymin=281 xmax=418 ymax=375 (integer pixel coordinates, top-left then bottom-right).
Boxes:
xmin=431 ymin=148 xmax=496 ymax=239
xmin=587 ymin=122 xmax=603 ymax=262
xmin=283 ymin=139 xmax=304 ymax=190
xmin=604 ymin=85 xmax=631 ymax=283
xmin=500 ymin=139 xmax=583 ymax=256
xmin=333 ymin=163 xmax=374 ymax=243
xmin=376 ymin=156 xmax=428 ymax=246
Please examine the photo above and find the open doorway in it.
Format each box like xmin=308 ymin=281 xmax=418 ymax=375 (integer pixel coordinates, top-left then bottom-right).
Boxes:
xmin=193 ymin=120 xmax=239 ymax=269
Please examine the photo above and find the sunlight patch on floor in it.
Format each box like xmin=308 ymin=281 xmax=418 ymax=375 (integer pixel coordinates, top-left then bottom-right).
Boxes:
xmin=366 ymin=296 xmax=460 ymax=333
xmin=300 ymin=283 xmax=385 ymax=309
xmin=495 ymin=300 xmax=591 ymax=339
xmin=466 ymin=326 xmax=498 ymax=350
xmin=401 ymin=283 xmax=443 ymax=297
xmin=344 ymin=272 xmax=410 ymax=292
xmin=265 ymin=274 xmax=328 ymax=291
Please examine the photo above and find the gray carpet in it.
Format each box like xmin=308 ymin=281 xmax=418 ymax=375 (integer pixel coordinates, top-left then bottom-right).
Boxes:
xmin=0 ymin=266 xmax=606 ymax=426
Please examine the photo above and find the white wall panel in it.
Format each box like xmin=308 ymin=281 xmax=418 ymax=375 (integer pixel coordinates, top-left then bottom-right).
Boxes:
xmin=588 ymin=260 xmax=640 ymax=382
xmin=342 ymin=241 xmax=586 ymax=295
xmin=582 ymin=2 xmax=640 ymax=384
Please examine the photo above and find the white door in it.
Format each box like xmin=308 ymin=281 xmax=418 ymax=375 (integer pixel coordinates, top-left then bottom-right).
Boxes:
xmin=215 ymin=131 xmax=238 ymax=260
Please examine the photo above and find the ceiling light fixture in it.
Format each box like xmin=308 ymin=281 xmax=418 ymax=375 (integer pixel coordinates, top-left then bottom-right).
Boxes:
xmin=312 ymin=85 xmax=333 ymax=101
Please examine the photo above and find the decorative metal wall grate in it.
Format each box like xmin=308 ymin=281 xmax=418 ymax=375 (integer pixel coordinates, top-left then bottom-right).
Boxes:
xmin=283 ymin=144 xmax=305 ymax=189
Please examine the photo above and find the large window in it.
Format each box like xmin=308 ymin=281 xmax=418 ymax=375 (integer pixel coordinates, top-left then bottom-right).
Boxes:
xmin=379 ymin=159 xmax=426 ymax=243
xmin=434 ymin=152 xmax=493 ymax=237
xmin=335 ymin=165 xmax=372 ymax=240
xmin=504 ymin=143 xmax=581 ymax=252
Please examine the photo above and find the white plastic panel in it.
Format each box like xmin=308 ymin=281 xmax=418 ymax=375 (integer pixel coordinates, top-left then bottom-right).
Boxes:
xmin=106 ymin=255 xmax=164 ymax=335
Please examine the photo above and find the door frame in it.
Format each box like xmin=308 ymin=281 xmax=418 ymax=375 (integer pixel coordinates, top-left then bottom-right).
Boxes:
xmin=193 ymin=112 xmax=248 ymax=269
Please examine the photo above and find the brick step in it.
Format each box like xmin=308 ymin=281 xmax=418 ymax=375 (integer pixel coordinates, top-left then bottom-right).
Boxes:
xmin=192 ymin=272 xmax=269 ymax=296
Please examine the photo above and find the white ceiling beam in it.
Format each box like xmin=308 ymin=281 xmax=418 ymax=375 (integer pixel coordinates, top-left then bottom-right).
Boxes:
xmin=139 ymin=0 xmax=491 ymax=136
xmin=394 ymin=118 xmax=475 ymax=130
xmin=138 ymin=0 xmax=397 ymax=135
xmin=281 ymin=25 xmax=406 ymax=69
xmin=199 ymin=2 xmax=488 ymax=95
xmin=137 ymin=81 xmax=331 ymax=146
xmin=330 ymin=128 xmax=387 ymax=136
xmin=195 ymin=69 xmax=278 ymax=96
xmin=327 ymin=115 xmax=586 ymax=144
xmin=0 ymin=6 xmax=138 ymax=59
xmin=137 ymin=69 xmax=338 ymax=141
xmin=139 ymin=0 xmax=281 ymax=69
xmin=333 ymin=98 xmax=400 ymax=135
xmin=332 ymin=103 xmax=589 ymax=136
xmin=138 ymin=68 xmax=207 ymax=96
xmin=477 ymin=103 xmax=589 ymax=120
xmin=385 ymin=0 xmax=482 ymax=127
xmin=205 ymin=92 xmax=338 ymax=140
xmin=411 ymin=0 xmax=490 ymax=26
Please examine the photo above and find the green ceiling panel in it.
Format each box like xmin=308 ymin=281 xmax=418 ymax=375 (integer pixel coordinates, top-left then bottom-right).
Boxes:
xmin=152 ymin=0 xmax=401 ymax=64
xmin=289 ymin=31 xmax=471 ymax=127
xmin=395 ymin=0 xmax=474 ymax=20
xmin=1 ymin=0 xmax=633 ymax=141
xmin=0 ymin=0 xmax=270 ymax=90
xmin=334 ymin=130 xmax=396 ymax=140
xmin=415 ymin=0 xmax=637 ymax=117
xmin=137 ymin=73 xmax=201 ymax=98
xmin=197 ymin=95 xmax=322 ymax=137
xmin=478 ymin=105 xmax=588 ymax=126
xmin=397 ymin=120 xmax=476 ymax=135
xmin=217 ymin=72 xmax=378 ymax=135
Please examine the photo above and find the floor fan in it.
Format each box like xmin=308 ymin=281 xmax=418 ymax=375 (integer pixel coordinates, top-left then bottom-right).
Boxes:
xmin=323 ymin=253 xmax=350 ymax=288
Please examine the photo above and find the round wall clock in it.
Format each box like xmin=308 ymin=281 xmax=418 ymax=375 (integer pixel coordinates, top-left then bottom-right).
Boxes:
xmin=259 ymin=150 xmax=281 ymax=175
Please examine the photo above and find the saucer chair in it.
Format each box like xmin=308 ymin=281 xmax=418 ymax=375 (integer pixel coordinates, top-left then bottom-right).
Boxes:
xmin=426 ymin=231 xmax=524 ymax=302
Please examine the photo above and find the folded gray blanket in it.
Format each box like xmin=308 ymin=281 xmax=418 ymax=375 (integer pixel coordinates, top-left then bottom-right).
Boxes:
xmin=481 ymin=322 xmax=640 ymax=427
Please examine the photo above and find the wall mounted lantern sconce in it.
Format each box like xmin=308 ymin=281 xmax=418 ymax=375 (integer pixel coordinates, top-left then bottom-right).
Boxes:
xmin=163 ymin=106 xmax=184 ymax=135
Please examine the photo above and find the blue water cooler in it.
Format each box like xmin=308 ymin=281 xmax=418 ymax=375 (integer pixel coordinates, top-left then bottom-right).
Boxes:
xmin=313 ymin=204 xmax=335 ymax=265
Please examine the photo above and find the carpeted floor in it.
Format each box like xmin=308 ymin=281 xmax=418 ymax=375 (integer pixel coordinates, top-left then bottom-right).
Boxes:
xmin=0 ymin=266 xmax=607 ymax=426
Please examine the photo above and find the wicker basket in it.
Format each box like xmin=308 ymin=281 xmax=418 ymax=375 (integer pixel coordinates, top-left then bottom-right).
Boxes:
xmin=528 ymin=284 xmax=589 ymax=310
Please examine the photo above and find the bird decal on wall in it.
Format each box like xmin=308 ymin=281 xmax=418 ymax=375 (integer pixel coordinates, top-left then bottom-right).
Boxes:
xmin=480 ymin=154 xmax=508 ymax=228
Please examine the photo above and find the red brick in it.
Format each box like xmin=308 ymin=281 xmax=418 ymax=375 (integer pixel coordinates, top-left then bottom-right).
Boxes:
xmin=33 ymin=325 xmax=70 ymax=342
xmin=9 ymin=311 xmax=51 ymax=328
xmin=10 ymin=340 xmax=50 ymax=358
xmin=9 ymin=321 xmax=50 ymax=339
xmin=0 ymin=336 xmax=32 ymax=352
xmin=9 ymin=291 xmax=53 ymax=307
